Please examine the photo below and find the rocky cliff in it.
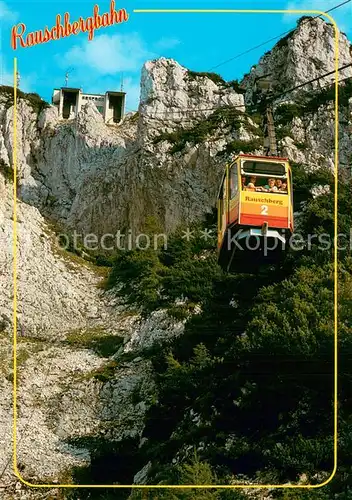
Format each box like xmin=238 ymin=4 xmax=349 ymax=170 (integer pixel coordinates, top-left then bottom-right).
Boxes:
xmin=242 ymin=16 xmax=352 ymax=172
xmin=0 ymin=15 xmax=351 ymax=498
xmin=0 ymin=20 xmax=348 ymax=243
xmin=242 ymin=16 xmax=352 ymax=99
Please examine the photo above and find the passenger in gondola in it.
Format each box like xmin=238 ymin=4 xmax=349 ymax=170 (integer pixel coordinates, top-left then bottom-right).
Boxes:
xmin=276 ymin=179 xmax=283 ymax=190
xmin=280 ymin=181 xmax=288 ymax=192
xmin=246 ymin=176 xmax=257 ymax=190
xmin=241 ymin=176 xmax=246 ymax=190
xmin=263 ymin=178 xmax=278 ymax=192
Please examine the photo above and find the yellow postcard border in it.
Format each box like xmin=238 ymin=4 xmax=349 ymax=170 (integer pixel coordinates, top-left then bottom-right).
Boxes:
xmin=12 ymin=8 xmax=339 ymax=490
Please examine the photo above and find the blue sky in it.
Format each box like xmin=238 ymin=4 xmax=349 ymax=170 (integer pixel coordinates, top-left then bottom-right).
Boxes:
xmin=1 ymin=0 xmax=351 ymax=111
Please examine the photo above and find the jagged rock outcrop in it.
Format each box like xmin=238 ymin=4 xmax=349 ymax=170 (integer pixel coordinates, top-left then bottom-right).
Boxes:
xmin=241 ymin=16 xmax=352 ymax=173
xmin=242 ymin=16 xmax=352 ymax=102
xmin=0 ymin=178 xmax=121 ymax=338
xmin=139 ymin=57 xmax=245 ymax=137
xmin=0 ymin=15 xmax=351 ymax=498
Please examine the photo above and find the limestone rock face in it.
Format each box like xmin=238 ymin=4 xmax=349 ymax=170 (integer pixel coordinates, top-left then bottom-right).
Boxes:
xmin=0 ymin=181 xmax=119 ymax=338
xmin=0 ymin=16 xmax=351 ymax=497
xmin=139 ymin=57 xmax=245 ymax=138
xmin=242 ymin=17 xmax=352 ymax=103
xmin=240 ymin=17 xmax=352 ymax=174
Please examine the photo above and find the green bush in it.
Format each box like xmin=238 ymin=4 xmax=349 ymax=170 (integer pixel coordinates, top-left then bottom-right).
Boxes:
xmin=106 ymin=220 xmax=221 ymax=315
xmin=65 ymin=328 xmax=124 ymax=357
xmin=185 ymin=71 xmax=246 ymax=96
xmin=106 ymin=248 xmax=166 ymax=312
xmin=87 ymin=360 xmax=119 ymax=382
xmin=131 ymin=452 xmax=246 ymax=498
xmin=275 ymin=77 xmax=352 ymax=126
xmin=275 ymin=103 xmax=304 ymax=125
xmin=187 ymin=71 xmax=227 ymax=86
xmin=153 ymin=107 xmax=246 ymax=154
xmin=219 ymin=138 xmax=262 ymax=156
xmin=0 ymin=85 xmax=49 ymax=114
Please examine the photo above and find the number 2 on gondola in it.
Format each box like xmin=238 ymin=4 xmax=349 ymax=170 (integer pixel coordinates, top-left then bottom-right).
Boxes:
xmin=261 ymin=205 xmax=268 ymax=215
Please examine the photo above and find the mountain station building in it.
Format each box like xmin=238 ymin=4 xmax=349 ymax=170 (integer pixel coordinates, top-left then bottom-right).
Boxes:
xmin=52 ymin=87 xmax=126 ymax=124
